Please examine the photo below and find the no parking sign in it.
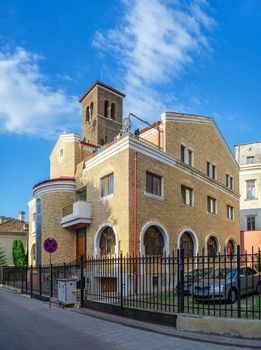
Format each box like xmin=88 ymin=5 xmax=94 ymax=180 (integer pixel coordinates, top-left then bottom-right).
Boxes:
xmin=43 ymin=238 xmax=58 ymax=254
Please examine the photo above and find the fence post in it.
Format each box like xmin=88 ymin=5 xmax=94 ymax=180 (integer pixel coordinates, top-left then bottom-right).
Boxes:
xmin=50 ymin=263 xmax=53 ymax=297
xmin=39 ymin=264 xmax=42 ymax=299
xmin=25 ymin=265 xmax=28 ymax=294
xmin=120 ymin=254 xmax=123 ymax=309
xmin=177 ymin=249 xmax=185 ymax=313
xmin=236 ymin=245 xmax=241 ymax=318
xmin=80 ymin=256 xmax=84 ymax=307
xmin=30 ymin=265 xmax=33 ymax=298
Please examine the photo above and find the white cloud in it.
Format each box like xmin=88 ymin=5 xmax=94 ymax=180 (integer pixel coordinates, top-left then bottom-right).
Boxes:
xmin=0 ymin=47 xmax=79 ymax=138
xmin=93 ymin=0 xmax=214 ymax=123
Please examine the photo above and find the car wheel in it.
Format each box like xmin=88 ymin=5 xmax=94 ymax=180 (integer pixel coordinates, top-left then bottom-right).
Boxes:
xmin=227 ymin=288 xmax=238 ymax=303
xmin=256 ymin=282 xmax=261 ymax=294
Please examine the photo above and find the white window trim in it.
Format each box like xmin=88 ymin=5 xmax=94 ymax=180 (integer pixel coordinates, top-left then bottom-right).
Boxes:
xmin=226 ymin=173 xmax=234 ymax=190
xmin=100 ymin=173 xmax=114 ymax=199
xmin=227 ymin=205 xmax=234 ymax=221
xmin=181 ymin=185 xmax=194 ymax=207
xmin=207 ymin=196 xmax=218 ymax=215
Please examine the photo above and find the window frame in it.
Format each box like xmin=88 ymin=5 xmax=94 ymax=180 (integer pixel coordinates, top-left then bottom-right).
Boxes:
xmin=181 ymin=185 xmax=194 ymax=207
xmin=100 ymin=173 xmax=114 ymax=198
xmin=207 ymin=196 xmax=217 ymax=215
xmin=227 ymin=205 xmax=234 ymax=220
xmin=246 ymin=215 xmax=256 ymax=231
xmin=246 ymin=180 xmax=256 ymax=199
xmin=145 ymin=171 xmax=163 ymax=198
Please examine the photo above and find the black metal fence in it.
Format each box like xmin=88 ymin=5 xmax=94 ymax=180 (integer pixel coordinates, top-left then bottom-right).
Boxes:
xmin=1 ymin=247 xmax=261 ymax=320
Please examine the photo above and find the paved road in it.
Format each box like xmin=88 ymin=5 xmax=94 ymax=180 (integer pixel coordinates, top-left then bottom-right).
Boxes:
xmin=0 ymin=288 xmax=253 ymax=350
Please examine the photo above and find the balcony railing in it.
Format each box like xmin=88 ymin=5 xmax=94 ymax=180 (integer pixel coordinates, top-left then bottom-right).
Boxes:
xmin=61 ymin=200 xmax=92 ymax=229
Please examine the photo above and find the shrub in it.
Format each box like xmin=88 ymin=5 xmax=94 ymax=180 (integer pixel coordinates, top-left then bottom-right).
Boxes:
xmin=12 ymin=240 xmax=26 ymax=266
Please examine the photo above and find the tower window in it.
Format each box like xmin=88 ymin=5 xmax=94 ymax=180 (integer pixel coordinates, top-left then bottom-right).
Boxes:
xmin=86 ymin=106 xmax=90 ymax=122
xmin=104 ymin=100 xmax=109 ymax=118
xmin=90 ymin=102 xmax=93 ymax=119
xmin=111 ymin=103 xmax=116 ymax=120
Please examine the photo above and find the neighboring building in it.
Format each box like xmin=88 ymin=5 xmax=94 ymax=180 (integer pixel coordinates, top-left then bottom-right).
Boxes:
xmin=235 ymin=142 xmax=261 ymax=253
xmin=0 ymin=212 xmax=28 ymax=265
xmin=28 ymin=80 xmax=240 ymax=266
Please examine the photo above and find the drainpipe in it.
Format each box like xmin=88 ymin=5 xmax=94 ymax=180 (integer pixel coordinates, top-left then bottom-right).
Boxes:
xmin=133 ymin=152 xmax=137 ymax=294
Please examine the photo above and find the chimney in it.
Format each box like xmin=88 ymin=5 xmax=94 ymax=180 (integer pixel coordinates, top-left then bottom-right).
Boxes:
xmin=18 ymin=211 xmax=25 ymax=222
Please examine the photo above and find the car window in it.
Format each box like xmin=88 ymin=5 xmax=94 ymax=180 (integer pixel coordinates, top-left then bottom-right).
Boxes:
xmin=246 ymin=267 xmax=256 ymax=275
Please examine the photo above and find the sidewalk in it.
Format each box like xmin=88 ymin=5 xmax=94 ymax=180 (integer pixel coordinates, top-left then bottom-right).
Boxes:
xmin=74 ymin=306 xmax=261 ymax=349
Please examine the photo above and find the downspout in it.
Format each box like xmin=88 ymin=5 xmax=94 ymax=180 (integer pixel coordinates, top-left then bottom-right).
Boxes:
xmin=133 ymin=152 xmax=137 ymax=294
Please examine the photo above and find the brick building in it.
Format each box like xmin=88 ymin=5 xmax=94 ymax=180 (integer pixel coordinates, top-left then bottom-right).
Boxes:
xmin=28 ymin=81 xmax=240 ymax=265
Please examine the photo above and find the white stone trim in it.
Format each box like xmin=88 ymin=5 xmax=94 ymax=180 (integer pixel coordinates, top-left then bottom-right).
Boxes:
xmin=139 ymin=222 xmax=170 ymax=256
xmin=83 ymin=135 xmax=239 ymax=200
xmin=177 ymin=227 xmax=199 ymax=256
xmin=94 ymin=223 xmax=119 ymax=257
xmin=205 ymin=233 xmax=221 ymax=255
xmin=33 ymin=180 xmax=75 ymax=197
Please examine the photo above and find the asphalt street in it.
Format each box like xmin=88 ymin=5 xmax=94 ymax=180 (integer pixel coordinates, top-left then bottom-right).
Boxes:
xmin=0 ymin=288 xmax=255 ymax=350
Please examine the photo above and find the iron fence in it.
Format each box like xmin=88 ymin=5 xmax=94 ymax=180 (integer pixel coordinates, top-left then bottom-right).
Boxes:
xmin=1 ymin=247 xmax=261 ymax=320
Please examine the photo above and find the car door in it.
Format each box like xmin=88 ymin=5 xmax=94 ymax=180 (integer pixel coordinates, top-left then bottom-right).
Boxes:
xmin=245 ymin=267 xmax=256 ymax=294
xmin=239 ymin=267 xmax=246 ymax=295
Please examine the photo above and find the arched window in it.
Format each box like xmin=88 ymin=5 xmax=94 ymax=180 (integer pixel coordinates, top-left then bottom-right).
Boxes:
xmin=90 ymin=102 xmax=93 ymax=119
xmin=31 ymin=243 xmax=36 ymax=265
xmin=144 ymin=226 xmax=164 ymax=256
xmin=207 ymin=236 xmax=218 ymax=257
xmin=99 ymin=227 xmax=116 ymax=256
xmin=111 ymin=103 xmax=116 ymax=120
xmin=104 ymin=100 xmax=109 ymax=118
xmin=86 ymin=106 xmax=90 ymax=122
xmin=180 ymin=231 xmax=194 ymax=258
xmin=227 ymin=239 xmax=235 ymax=256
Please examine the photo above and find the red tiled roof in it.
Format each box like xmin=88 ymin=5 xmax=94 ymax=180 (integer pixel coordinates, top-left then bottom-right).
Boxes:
xmin=139 ymin=120 xmax=161 ymax=134
xmin=33 ymin=176 xmax=75 ymax=189
xmin=79 ymin=80 xmax=125 ymax=102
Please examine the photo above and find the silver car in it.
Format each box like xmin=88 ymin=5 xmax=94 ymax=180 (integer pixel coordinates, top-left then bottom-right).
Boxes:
xmin=192 ymin=267 xmax=261 ymax=303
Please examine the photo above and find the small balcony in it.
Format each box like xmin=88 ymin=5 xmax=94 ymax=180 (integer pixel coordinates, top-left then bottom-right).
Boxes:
xmin=61 ymin=200 xmax=92 ymax=229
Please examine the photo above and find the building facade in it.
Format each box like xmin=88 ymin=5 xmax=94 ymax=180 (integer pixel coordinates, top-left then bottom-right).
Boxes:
xmin=235 ymin=142 xmax=261 ymax=253
xmin=28 ymin=81 xmax=240 ymax=265
xmin=0 ymin=212 xmax=28 ymax=265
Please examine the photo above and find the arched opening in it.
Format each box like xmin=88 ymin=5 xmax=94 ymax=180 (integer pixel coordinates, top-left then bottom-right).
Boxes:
xmin=99 ymin=226 xmax=116 ymax=257
xmin=111 ymin=103 xmax=116 ymax=120
xmin=86 ymin=106 xmax=90 ymax=122
xmin=227 ymin=239 xmax=235 ymax=256
xmin=31 ymin=243 xmax=36 ymax=266
xmin=207 ymin=236 xmax=218 ymax=257
xmin=144 ymin=226 xmax=164 ymax=256
xmin=180 ymin=231 xmax=194 ymax=258
xmin=90 ymin=102 xmax=93 ymax=119
xmin=104 ymin=100 xmax=109 ymax=118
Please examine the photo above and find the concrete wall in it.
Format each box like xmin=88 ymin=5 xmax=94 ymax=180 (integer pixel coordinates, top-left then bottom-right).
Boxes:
xmin=240 ymin=230 xmax=261 ymax=253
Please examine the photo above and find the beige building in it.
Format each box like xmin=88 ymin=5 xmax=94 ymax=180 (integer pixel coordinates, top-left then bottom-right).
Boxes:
xmin=28 ymin=81 xmax=240 ymax=266
xmin=235 ymin=142 xmax=261 ymax=253
xmin=0 ymin=212 xmax=28 ymax=265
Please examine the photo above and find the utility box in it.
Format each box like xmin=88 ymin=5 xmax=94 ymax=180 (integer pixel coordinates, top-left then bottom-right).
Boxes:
xmin=57 ymin=279 xmax=78 ymax=305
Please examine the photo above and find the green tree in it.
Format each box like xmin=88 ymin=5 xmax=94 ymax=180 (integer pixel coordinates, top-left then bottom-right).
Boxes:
xmin=0 ymin=244 xmax=7 ymax=266
xmin=12 ymin=240 xmax=26 ymax=266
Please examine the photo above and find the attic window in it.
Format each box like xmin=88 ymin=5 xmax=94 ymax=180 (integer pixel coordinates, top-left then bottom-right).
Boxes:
xmin=60 ymin=149 xmax=64 ymax=158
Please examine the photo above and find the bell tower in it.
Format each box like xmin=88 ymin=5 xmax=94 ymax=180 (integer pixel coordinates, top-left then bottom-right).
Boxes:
xmin=79 ymin=81 xmax=125 ymax=146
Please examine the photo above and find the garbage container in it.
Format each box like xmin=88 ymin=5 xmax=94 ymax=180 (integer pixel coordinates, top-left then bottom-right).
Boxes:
xmin=57 ymin=279 xmax=77 ymax=305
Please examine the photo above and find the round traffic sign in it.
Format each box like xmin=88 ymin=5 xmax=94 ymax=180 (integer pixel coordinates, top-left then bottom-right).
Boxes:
xmin=43 ymin=238 xmax=58 ymax=253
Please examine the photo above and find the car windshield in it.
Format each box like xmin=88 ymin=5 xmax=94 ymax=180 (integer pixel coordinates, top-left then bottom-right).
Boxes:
xmin=185 ymin=268 xmax=213 ymax=280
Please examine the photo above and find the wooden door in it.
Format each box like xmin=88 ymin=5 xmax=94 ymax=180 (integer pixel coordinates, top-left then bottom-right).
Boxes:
xmin=76 ymin=228 xmax=86 ymax=261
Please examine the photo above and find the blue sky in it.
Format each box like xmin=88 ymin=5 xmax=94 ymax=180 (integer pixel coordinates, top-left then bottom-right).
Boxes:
xmin=0 ymin=0 xmax=260 ymax=219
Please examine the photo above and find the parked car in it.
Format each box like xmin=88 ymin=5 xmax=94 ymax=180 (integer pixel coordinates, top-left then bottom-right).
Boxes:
xmin=177 ymin=268 xmax=214 ymax=295
xmin=192 ymin=267 xmax=261 ymax=303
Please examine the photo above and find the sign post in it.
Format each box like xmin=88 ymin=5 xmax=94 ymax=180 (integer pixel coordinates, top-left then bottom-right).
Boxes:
xmin=43 ymin=238 xmax=58 ymax=309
